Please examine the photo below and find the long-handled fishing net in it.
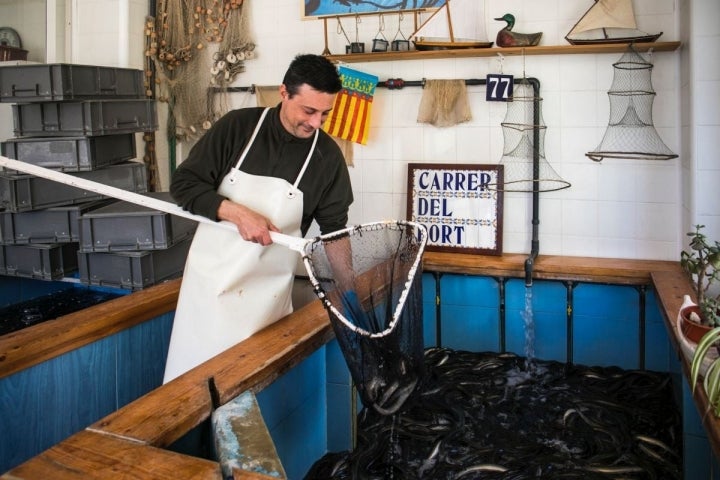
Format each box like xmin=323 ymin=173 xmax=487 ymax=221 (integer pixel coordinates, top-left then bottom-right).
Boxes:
xmin=298 ymin=221 xmax=428 ymax=415
xmin=0 ymin=156 xmax=428 ymax=415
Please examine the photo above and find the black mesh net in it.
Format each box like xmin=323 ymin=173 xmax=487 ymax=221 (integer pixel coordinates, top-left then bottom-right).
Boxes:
xmin=301 ymin=221 xmax=427 ymax=415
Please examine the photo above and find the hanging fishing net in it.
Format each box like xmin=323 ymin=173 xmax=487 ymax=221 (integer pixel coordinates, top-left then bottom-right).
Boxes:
xmin=301 ymin=221 xmax=428 ymax=416
xmin=587 ymin=46 xmax=678 ymax=162
xmin=489 ymin=82 xmax=571 ymax=193
xmin=146 ymin=0 xmax=255 ymax=141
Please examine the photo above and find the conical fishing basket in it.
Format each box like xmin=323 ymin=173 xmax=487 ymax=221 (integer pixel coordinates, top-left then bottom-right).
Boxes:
xmin=488 ymin=82 xmax=570 ymax=193
xmin=587 ymin=46 xmax=677 ymax=161
xmin=300 ymin=220 xmax=428 ymax=415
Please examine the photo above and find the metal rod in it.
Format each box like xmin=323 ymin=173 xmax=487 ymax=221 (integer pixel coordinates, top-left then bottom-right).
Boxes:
xmin=434 ymin=271 xmax=442 ymax=347
xmin=637 ymin=285 xmax=647 ymax=370
xmin=565 ymin=281 xmax=575 ymax=364
xmin=498 ymin=277 xmax=507 ymax=353
xmin=523 ymin=77 xmax=541 ymax=287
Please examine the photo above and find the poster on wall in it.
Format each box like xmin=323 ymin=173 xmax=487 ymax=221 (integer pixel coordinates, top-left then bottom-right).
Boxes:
xmin=303 ymin=0 xmax=446 ymax=18
xmin=407 ymin=163 xmax=503 ymax=255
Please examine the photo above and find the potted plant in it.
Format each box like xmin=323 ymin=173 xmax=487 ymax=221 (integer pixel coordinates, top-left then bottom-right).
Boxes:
xmin=680 ymin=225 xmax=720 ymax=343
xmin=690 ymin=326 xmax=720 ymax=417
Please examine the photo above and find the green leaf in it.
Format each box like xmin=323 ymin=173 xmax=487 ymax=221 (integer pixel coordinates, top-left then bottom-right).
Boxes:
xmin=705 ymin=360 xmax=720 ymax=413
xmin=691 ymin=327 xmax=720 ymax=392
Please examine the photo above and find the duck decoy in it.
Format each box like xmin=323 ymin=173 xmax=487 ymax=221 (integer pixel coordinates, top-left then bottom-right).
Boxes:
xmin=494 ymin=13 xmax=542 ymax=47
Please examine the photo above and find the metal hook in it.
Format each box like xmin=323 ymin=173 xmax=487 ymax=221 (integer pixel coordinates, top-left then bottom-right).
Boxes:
xmin=336 ymin=16 xmax=351 ymax=44
xmin=393 ymin=11 xmax=407 ymax=41
xmin=375 ymin=13 xmax=388 ymax=41
xmin=496 ymin=52 xmax=505 ymax=74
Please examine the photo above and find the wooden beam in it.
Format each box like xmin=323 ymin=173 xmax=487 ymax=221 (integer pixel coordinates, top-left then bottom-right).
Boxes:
xmin=652 ymin=270 xmax=720 ymax=460
xmin=87 ymin=300 xmax=334 ymax=447
xmin=0 ymin=278 xmax=181 ymax=379
xmin=326 ymin=41 xmax=681 ymax=63
xmin=1 ymin=430 xmax=220 ymax=479
xmin=422 ymin=252 xmax=678 ymax=285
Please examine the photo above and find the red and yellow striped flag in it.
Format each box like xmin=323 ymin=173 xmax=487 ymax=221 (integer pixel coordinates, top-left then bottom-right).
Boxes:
xmin=323 ymin=66 xmax=378 ymax=145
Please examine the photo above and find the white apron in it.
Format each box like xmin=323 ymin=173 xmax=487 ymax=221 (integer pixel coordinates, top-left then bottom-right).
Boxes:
xmin=163 ymin=108 xmax=318 ymax=382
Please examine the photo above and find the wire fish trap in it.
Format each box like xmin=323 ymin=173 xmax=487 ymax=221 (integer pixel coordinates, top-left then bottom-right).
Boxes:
xmin=301 ymin=220 xmax=428 ymax=415
xmin=489 ymin=82 xmax=570 ymax=193
xmin=587 ymin=45 xmax=677 ymax=162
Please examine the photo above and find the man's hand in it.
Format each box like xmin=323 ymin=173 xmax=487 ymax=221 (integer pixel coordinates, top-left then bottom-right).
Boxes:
xmin=217 ymin=199 xmax=279 ymax=245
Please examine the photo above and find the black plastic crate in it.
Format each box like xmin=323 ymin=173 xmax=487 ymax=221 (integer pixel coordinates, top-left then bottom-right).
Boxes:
xmin=0 ymin=242 xmax=79 ymax=280
xmin=12 ymin=99 xmax=158 ymax=137
xmin=1 ymin=134 xmax=136 ymax=172
xmin=0 ymin=63 xmax=144 ymax=103
xmin=77 ymin=236 xmax=191 ymax=290
xmin=0 ymin=199 xmax=113 ymax=244
xmin=0 ymin=161 xmax=148 ymax=212
xmin=78 ymin=192 xmax=197 ymax=252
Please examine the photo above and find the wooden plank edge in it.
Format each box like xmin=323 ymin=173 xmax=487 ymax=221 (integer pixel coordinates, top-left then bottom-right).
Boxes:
xmin=89 ymin=299 xmax=334 ymax=446
xmin=326 ymin=41 xmax=681 ymax=62
xmin=423 ymin=253 xmax=677 ymax=285
xmin=1 ymin=429 xmax=220 ymax=480
xmin=651 ymin=270 xmax=720 ymax=460
xmin=0 ymin=278 xmax=181 ymax=379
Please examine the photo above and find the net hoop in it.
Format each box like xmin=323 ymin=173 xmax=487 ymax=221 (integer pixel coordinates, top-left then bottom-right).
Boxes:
xmin=302 ymin=220 xmax=427 ymax=339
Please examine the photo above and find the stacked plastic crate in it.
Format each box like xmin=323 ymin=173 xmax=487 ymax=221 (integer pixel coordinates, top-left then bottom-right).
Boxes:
xmin=76 ymin=192 xmax=196 ymax=290
xmin=0 ymin=63 xmax=193 ymax=290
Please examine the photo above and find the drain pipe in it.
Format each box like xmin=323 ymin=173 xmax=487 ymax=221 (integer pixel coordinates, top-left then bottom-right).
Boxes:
xmin=524 ymin=77 xmax=541 ymax=287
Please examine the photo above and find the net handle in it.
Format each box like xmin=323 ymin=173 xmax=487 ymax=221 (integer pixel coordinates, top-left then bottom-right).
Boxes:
xmin=0 ymin=155 xmax=310 ymax=252
xmin=268 ymin=231 xmax=309 ymax=252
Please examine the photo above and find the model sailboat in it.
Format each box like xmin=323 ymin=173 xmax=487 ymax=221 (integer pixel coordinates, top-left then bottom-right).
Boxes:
xmin=412 ymin=0 xmax=493 ymax=50
xmin=566 ymin=0 xmax=662 ymax=45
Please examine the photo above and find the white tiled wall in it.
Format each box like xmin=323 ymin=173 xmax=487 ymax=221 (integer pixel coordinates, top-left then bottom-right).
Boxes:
xmin=63 ymin=0 xmax=719 ymax=261
xmin=679 ymin=0 xmax=720 ymax=252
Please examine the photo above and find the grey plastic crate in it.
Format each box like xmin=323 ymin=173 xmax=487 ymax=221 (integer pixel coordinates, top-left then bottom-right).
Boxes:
xmin=77 ymin=236 xmax=191 ymax=290
xmin=0 ymin=242 xmax=79 ymax=280
xmin=0 ymin=161 xmax=148 ymax=212
xmin=1 ymin=134 xmax=136 ymax=172
xmin=12 ymin=99 xmax=158 ymax=137
xmin=0 ymin=63 xmax=144 ymax=103
xmin=0 ymin=199 xmax=113 ymax=244
xmin=78 ymin=192 xmax=197 ymax=252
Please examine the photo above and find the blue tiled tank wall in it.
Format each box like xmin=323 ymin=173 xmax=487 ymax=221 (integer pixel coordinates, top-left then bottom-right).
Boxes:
xmin=425 ymin=273 xmax=671 ymax=370
xmin=0 ymin=277 xmax=172 ymax=473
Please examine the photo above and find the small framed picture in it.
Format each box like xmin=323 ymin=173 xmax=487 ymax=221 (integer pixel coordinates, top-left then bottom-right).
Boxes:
xmin=407 ymin=163 xmax=503 ymax=255
xmin=302 ymin=0 xmax=446 ymax=18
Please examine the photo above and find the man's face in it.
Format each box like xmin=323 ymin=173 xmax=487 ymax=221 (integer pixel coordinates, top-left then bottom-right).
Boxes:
xmin=278 ymin=83 xmax=336 ymax=139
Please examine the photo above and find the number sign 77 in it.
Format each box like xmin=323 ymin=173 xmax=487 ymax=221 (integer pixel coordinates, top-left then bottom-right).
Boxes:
xmin=486 ymin=74 xmax=513 ymax=101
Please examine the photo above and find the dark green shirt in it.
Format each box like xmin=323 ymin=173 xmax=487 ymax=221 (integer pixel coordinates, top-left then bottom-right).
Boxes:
xmin=170 ymin=105 xmax=353 ymax=235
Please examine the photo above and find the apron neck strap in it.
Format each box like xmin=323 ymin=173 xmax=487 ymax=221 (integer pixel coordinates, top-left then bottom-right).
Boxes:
xmin=292 ymin=129 xmax=319 ymax=189
xmin=229 ymin=106 xmax=319 ymax=193
xmin=233 ymin=107 xmax=271 ymax=171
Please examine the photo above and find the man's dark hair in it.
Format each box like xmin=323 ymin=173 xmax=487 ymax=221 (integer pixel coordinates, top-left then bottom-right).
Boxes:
xmin=282 ymin=54 xmax=342 ymax=97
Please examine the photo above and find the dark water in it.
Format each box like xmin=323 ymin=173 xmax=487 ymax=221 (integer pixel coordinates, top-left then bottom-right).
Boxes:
xmin=0 ymin=288 xmax=123 ymax=335
xmin=306 ymin=348 xmax=681 ymax=479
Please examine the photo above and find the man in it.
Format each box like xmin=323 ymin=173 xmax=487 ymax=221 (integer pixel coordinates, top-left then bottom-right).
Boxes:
xmin=163 ymin=54 xmax=353 ymax=382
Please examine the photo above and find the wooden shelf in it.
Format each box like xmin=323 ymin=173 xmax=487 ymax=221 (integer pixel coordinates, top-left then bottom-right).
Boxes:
xmin=325 ymin=41 xmax=681 ymax=63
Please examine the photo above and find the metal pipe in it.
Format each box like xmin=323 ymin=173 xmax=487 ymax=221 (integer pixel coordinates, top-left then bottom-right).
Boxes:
xmin=523 ymin=77 xmax=541 ymax=287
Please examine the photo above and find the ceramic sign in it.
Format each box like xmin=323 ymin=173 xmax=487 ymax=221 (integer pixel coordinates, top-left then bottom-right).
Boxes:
xmin=407 ymin=163 xmax=503 ymax=255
